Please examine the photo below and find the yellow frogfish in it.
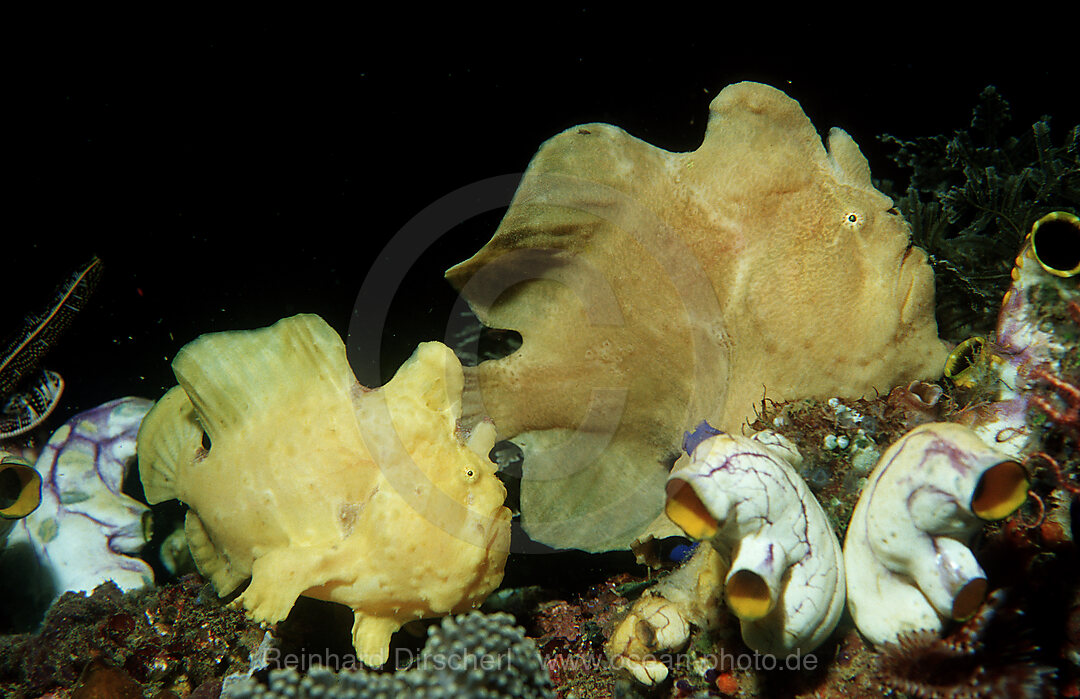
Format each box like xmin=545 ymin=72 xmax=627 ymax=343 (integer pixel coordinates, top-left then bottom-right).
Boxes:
xmin=137 ymin=313 xmax=510 ymax=666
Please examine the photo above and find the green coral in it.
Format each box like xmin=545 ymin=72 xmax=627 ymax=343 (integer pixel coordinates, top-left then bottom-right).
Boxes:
xmin=879 ymin=86 xmax=1079 ymax=341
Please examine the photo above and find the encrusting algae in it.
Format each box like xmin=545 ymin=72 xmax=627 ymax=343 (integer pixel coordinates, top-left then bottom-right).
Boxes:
xmin=136 ymin=314 xmax=511 ymax=666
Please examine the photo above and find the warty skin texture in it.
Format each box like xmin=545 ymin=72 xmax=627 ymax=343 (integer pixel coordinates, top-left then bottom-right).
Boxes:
xmin=137 ymin=315 xmax=511 ymax=666
xmin=447 ymin=81 xmax=948 ymax=552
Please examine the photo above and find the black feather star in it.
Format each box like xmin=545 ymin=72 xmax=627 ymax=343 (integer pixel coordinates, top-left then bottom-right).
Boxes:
xmin=0 ymin=256 xmax=103 ymax=439
xmin=878 ymin=86 xmax=1079 ymax=343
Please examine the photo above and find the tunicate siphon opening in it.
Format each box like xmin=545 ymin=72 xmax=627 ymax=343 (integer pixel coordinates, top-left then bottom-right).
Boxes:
xmin=971 ymin=460 xmax=1028 ymax=520
xmin=943 ymin=337 xmax=985 ymax=386
xmin=665 ymin=479 xmax=718 ymax=540
xmin=907 ymin=380 xmax=943 ymax=407
xmin=951 ymin=577 xmax=988 ymax=620
xmin=726 ymin=570 xmax=773 ymax=621
xmin=1030 ymin=211 xmax=1080 ymax=277
xmin=0 ymin=461 xmax=42 ymax=519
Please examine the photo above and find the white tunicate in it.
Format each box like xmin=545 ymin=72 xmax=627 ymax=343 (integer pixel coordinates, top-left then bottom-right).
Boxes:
xmin=12 ymin=397 xmax=154 ymax=598
xmin=844 ymin=423 xmax=1028 ymax=646
xmin=824 ymin=434 xmax=838 ymax=450
xmin=667 ymin=431 xmax=845 ymax=655
xmin=837 ymin=435 xmax=850 ymax=449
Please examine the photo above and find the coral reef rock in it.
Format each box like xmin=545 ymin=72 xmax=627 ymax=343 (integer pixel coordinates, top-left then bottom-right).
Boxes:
xmin=137 ymin=314 xmax=511 ymax=666
xmin=0 ymin=576 xmax=262 ymax=698
xmin=447 ymin=80 xmax=948 ymax=552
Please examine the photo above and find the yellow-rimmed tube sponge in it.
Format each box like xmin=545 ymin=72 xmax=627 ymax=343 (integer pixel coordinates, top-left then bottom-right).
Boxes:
xmin=1028 ymin=210 xmax=1080 ymax=278
xmin=663 ymin=424 xmax=845 ymax=655
xmin=843 ymin=422 xmax=1028 ymax=646
xmin=949 ymin=212 xmax=1079 ymax=457
xmin=996 ymin=210 xmax=1079 ymax=358
xmin=0 ymin=449 xmax=41 ymax=545
xmin=137 ymin=314 xmax=511 ymax=666
xmin=942 ymin=336 xmax=990 ymax=389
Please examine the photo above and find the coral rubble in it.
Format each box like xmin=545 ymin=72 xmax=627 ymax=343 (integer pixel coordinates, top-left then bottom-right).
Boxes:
xmin=0 ymin=576 xmax=263 ymax=698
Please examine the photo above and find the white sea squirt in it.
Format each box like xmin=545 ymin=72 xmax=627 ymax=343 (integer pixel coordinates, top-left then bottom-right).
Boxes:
xmin=12 ymin=397 xmax=154 ymax=598
xmin=843 ymin=422 xmax=1029 ymax=646
xmin=663 ymin=422 xmax=846 ymax=655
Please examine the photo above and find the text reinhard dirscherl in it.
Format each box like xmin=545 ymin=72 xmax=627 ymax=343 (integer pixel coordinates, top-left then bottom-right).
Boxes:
xmin=262 ymin=646 xmax=819 ymax=674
